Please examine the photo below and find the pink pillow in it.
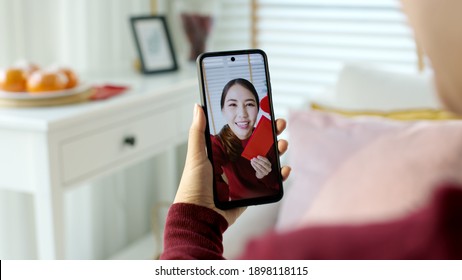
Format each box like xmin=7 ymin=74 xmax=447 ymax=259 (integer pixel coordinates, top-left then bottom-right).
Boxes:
xmin=302 ymin=118 xmax=462 ymax=226
xmin=276 ymin=111 xmax=408 ymax=230
xmin=277 ymin=110 xmax=462 ymax=230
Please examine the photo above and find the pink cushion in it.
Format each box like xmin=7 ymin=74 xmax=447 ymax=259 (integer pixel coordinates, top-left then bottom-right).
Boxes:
xmin=303 ymin=117 xmax=462 ymax=226
xmin=277 ymin=110 xmax=462 ymax=230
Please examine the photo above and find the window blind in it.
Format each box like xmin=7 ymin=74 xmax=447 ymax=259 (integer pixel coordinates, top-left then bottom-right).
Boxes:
xmin=211 ymin=0 xmax=252 ymax=51
xmin=255 ymin=0 xmax=418 ymax=117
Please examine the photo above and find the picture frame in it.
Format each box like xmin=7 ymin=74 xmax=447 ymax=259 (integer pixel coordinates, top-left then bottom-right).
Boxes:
xmin=130 ymin=15 xmax=178 ymax=74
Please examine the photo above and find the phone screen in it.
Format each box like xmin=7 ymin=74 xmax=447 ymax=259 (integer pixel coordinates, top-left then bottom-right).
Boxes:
xmin=197 ymin=49 xmax=283 ymax=209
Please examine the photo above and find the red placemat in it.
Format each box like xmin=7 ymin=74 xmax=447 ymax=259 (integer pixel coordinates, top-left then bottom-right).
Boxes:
xmin=91 ymin=85 xmax=128 ymax=100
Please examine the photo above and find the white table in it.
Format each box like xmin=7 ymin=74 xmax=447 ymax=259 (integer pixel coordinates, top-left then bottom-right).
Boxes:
xmin=0 ymin=69 xmax=198 ymax=259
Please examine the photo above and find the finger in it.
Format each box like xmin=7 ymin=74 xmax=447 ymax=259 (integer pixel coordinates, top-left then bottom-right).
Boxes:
xmin=250 ymin=159 xmax=261 ymax=173
xmin=277 ymin=139 xmax=288 ymax=156
xmin=187 ymin=104 xmax=207 ymax=160
xmin=275 ymin=119 xmax=287 ymax=136
xmin=251 ymin=159 xmax=267 ymax=174
xmin=252 ymin=158 xmax=271 ymax=174
xmin=281 ymin=166 xmax=291 ymax=181
xmin=256 ymin=156 xmax=272 ymax=170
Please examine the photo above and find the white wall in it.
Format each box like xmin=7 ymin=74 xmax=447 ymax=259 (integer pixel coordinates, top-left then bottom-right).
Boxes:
xmin=0 ymin=0 xmax=151 ymax=73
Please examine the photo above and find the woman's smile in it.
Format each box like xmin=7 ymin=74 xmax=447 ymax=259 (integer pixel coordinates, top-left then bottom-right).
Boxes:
xmin=235 ymin=120 xmax=250 ymax=129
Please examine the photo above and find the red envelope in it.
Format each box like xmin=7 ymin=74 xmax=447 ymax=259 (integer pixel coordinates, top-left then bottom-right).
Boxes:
xmin=241 ymin=116 xmax=274 ymax=160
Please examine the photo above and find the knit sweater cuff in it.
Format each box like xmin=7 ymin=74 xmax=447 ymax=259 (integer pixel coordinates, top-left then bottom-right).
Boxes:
xmin=160 ymin=203 xmax=228 ymax=260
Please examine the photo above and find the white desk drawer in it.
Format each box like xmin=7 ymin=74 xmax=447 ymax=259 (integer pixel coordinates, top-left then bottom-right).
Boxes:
xmin=60 ymin=110 xmax=176 ymax=184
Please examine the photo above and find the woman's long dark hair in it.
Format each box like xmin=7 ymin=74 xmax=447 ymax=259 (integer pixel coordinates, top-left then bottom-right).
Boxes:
xmin=218 ymin=78 xmax=259 ymax=162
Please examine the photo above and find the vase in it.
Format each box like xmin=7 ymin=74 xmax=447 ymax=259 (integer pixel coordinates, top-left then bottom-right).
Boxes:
xmin=175 ymin=0 xmax=219 ymax=61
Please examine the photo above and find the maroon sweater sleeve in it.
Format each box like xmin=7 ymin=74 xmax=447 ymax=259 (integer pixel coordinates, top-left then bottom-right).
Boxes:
xmin=160 ymin=203 xmax=228 ymax=260
xmin=160 ymin=183 xmax=462 ymax=260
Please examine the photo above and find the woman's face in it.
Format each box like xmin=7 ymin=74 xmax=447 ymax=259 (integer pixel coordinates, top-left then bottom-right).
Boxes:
xmin=222 ymin=84 xmax=258 ymax=140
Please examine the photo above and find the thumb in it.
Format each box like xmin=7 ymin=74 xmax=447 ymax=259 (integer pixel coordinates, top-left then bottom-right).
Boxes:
xmin=187 ymin=104 xmax=207 ymax=160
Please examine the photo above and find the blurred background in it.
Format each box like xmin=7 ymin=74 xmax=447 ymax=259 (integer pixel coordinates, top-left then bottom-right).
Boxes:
xmin=0 ymin=0 xmax=421 ymax=259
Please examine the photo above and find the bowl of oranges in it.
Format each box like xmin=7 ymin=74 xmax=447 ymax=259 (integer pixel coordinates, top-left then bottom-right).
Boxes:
xmin=0 ymin=61 xmax=90 ymax=100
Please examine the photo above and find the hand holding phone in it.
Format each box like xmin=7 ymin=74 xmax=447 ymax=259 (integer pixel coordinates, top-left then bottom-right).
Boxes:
xmin=197 ymin=49 xmax=284 ymax=209
xmin=173 ymin=104 xmax=246 ymax=226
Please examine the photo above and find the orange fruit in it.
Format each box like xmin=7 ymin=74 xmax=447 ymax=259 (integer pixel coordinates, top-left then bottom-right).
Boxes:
xmin=27 ymin=70 xmax=68 ymax=93
xmin=58 ymin=68 xmax=78 ymax=89
xmin=14 ymin=61 xmax=40 ymax=77
xmin=0 ymin=67 xmax=27 ymax=92
xmin=23 ymin=64 xmax=40 ymax=78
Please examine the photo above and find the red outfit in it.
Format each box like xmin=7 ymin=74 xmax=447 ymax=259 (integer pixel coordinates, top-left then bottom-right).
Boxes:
xmin=210 ymin=135 xmax=279 ymax=201
xmin=160 ymin=183 xmax=462 ymax=260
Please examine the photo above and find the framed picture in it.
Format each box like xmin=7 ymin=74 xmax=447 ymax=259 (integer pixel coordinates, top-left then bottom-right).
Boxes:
xmin=130 ymin=15 xmax=178 ymax=74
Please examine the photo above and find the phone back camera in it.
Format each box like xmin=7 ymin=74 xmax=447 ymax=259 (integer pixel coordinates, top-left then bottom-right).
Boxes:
xmin=231 ymin=57 xmax=235 ymax=62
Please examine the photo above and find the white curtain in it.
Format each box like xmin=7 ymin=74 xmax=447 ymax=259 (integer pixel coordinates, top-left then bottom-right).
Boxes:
xmin=0 ymin=0 xmax=151 ymax=74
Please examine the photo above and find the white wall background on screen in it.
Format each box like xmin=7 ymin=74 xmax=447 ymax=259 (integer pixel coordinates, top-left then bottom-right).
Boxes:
xmin=203 ymin=54 xmax=268 ymax=135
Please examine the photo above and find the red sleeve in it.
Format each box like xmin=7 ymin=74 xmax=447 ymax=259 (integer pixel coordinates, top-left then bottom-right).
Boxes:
xmin=160 ymin=203 xmax=228 ymax=260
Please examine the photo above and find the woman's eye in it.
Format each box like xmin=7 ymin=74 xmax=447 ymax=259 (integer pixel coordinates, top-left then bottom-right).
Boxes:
xmin=246 ymin=103 xmax=256 ymax=107
xmin=228 ymin=103 xmax=237 ymax=107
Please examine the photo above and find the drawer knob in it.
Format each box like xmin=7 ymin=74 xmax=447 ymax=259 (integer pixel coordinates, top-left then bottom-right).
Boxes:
xmin=123 ymin=136 xmax=136 ymax=146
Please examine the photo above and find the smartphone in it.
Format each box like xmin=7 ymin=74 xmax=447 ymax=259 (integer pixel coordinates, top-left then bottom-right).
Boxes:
xmin=197 ymin=49 xmax=283 ymax=209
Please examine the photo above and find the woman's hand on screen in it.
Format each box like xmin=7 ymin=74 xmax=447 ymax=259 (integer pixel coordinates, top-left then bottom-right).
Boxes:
xmin=251 ymin=156 xmax=272 ymax=179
